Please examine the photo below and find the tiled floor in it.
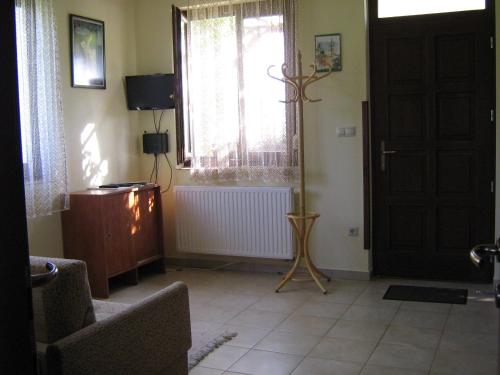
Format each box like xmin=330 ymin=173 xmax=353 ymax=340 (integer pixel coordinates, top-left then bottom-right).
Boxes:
xmin=108 ymin=267 xmax=499 ymax=375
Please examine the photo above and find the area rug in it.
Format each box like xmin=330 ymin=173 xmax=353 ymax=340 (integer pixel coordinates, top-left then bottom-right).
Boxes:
xmin=188 ymin=330 xmax=237 ymax=370
xmin=383 ymin=285 xmax=468 ymax=304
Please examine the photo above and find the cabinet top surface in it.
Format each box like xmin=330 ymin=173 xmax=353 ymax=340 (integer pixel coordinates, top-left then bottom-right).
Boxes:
xmin=71 ymin=183 xmax=159 ymax=196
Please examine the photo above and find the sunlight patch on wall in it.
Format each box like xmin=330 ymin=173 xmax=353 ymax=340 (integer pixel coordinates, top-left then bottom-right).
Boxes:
xmin=81 ymin=123 xmax=108 ymax=186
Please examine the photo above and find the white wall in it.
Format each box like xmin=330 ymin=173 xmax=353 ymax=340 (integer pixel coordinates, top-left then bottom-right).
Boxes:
xmin=28 ymin=0 xmax=140 ymax=257
xmin=298 ymin=0 xmax=368 ymax=273
xmin=28 ymin=0 xmax=498 ymax=278
xmin=133 ymin=0 xmax=370 ymax=274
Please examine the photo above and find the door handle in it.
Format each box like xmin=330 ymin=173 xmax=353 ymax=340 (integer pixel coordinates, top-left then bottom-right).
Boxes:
xmin=496 ymin=283 xmax=500 ymax=308
xmin=31 ymin=262 xmax=58 ymax=287
xmin=381 ymin=141 xmax=397 ymax=172
xmin=470 ymin=239 xmax=500 ymax=267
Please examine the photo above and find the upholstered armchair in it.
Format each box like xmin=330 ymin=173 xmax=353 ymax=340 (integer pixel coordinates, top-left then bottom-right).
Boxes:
xmin=30 ymin=256 xmax=191 ymax=375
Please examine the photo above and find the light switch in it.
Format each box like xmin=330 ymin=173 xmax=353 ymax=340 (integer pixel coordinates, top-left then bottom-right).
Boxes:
xmin=337 ymin=127 xmax=356 ymax=137
xmin=344 ymin=127 xmax=356 ymax=137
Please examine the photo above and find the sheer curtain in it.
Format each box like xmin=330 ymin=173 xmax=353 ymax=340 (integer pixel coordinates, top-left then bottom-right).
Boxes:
xmin=15 ymin=0 xmax=69 ymax=218
xmin=185 ymin=0 xmax=297 ymax=182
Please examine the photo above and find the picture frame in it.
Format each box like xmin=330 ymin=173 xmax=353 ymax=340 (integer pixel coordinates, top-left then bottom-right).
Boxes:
xmin=315 ymin=33 xmax=342 ymax=73
xmin=70 ymin=14 xmax=106 ymax=89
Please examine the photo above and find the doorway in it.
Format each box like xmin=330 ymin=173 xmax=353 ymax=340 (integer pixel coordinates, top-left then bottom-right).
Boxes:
xmin=369 ymin=0 xmax=496 ymax=281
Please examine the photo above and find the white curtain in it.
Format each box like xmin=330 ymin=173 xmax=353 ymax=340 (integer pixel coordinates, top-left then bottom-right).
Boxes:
xmin=185 ymin=0 xmax=297 ymax=182
xmin=15 ymin=0 xmax=69 ymax=218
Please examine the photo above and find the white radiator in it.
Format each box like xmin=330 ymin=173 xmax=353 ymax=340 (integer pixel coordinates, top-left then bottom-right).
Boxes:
xmin=175 ymin=186 xmax=294 ymax=259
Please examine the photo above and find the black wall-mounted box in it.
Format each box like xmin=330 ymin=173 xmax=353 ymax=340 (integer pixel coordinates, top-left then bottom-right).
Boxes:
xmin=143 ymin=133 xmax=169 ymax=154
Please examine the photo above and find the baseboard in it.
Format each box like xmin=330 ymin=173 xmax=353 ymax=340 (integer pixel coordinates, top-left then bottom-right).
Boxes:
xmin=165 ymin=257 xmax=370 ymax=281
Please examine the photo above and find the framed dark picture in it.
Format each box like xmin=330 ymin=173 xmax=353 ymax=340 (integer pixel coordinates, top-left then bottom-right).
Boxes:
xmin=315 ymin=33 xmax=342 ymax=73
xmin=70 ymin=14 xmax=106 ymax=89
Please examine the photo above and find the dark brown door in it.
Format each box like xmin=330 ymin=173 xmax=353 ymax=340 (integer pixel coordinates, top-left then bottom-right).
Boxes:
xmin=370 ymin=1 xmax=495 ymax=281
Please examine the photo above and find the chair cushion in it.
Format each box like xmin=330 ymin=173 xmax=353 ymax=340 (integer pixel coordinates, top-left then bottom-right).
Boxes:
xmin=31 ymin=256 xmax=96 ymax=344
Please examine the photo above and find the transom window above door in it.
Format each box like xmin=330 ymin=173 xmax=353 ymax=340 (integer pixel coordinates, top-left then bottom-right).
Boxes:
xmin=378 ymin=0 xmax=486 ymax=18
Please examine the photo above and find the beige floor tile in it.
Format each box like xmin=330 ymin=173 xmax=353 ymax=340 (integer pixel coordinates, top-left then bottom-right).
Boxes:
xmin=189 ymin=291 xmax=218 ymax=305
xmin=439 ymin=330 xmax=498 ymax=355
xmin=274 ymin=288 xmax=319 ymax=300
xmin=192 ymin=321 xmax=224 ymax=335
xmin=450 ymin=301 xmax=497 ymax=317
xmin=450 ymin=296 xmax=496 ymax=316
xmin=294 ymin=301 xmax=350 ymax=319
xmin=364 ymin=283 xmax=393 ymax=294
xmin=342 ymin=305 xmax=397 ymax=324
xmin=381 ymin=325 xmax=441 ymax=349
xmin=445 ymin=313 xmax=498 ymax=334
xmin=209 ymin=293 xmax=261 ymax=310
xmin=400 ymin=301 xmax=452 ymax=314
xmin=190 ymin=367 xmax=224 ymax=375
xmin=198 ymin=345 xmax=249 ymax=371
xmin=327 ymin=319 xmax=388 ymax=342
xmin=391 ymin=309 xmax=448 ymax=330
xmin=107 ymin=269 xmax=498 ymax=375
xmin=229 ymin=349 xmax=303 ymax=375
xmin=212 ymin=325 xmax=271 ymax=349
xmin=191 ymin=304 xmax=244 ymax=324
xmin=227 ymin=309 xmax=289 ymax=329
xmin=291 ymin=357 xmax=363 ymax=375
xmin=360 ymin=364 xmax=427 ymax=375
xmin=281 ymin=282 xmax=332 ymax=295
xmin=354 ymin=292 xmax=401 ymax=309
xmin=254 ymin=331 xmax=322 ymax=355
xmin=367 ymin=343 xmax=435 ymax=371
xmin=276 ymin=314 xmax=337 ymax=336
xmin=310 ymin=289 xmax=362 ymax=304
xmin=309 ymin=336 xmax=377 ymax=363
xmin=250 ymin=295 xmax=305 ymax=314
xmin=431 ymin=349 xmax=498 ymax=375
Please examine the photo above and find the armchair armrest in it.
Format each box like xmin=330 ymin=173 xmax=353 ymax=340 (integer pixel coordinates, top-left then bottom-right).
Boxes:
xmin=46 ymin=281 xmax=191 ymax=375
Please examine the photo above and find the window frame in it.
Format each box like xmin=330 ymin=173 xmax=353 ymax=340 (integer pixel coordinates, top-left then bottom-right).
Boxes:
xmin=172 ymin=2 xmax=295 ymax=169
xmin=172 ymin=5 xmax=190 ymax=167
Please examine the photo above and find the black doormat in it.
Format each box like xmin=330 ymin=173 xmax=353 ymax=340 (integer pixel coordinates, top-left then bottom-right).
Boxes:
xmin=383 ymin=285 xmax=468 ymax=305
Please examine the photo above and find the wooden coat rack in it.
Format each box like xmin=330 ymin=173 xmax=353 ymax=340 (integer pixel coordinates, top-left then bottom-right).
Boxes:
xmin=268 ymin=50 xmax=332 ymax=294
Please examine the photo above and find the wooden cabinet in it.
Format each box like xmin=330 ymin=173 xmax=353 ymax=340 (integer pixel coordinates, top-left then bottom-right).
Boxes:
xmin=62 ymin=185 xmax=164 ymax=298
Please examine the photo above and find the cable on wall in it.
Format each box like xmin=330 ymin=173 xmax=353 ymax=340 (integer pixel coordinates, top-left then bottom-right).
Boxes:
xmin=160 ymin=152 xmax=173 ymax=193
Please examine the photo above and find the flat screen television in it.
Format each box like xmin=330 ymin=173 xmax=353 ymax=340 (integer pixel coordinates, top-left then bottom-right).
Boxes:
xmin=125 ymin=74 xmax=175 ymax=110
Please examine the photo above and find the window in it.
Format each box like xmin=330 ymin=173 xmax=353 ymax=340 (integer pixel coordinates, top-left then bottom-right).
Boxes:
xmin=15 ymin=5 xmax=35 ymax=171
xmin=173 ymin=0 xmax=297 ymax=181
xmin=15 ymin=0 xmax=68 ymax=217
xmin=378 ymin=0 xmax=486 ymax=18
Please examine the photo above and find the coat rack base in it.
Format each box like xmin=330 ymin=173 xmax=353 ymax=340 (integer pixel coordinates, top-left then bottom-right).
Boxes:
xmin=275 ymin=212 xmax=331 ymax=294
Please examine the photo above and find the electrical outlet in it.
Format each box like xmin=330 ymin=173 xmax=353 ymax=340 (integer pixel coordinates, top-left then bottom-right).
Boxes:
xmin=348 ymin=227 xmax=359 ymax=237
